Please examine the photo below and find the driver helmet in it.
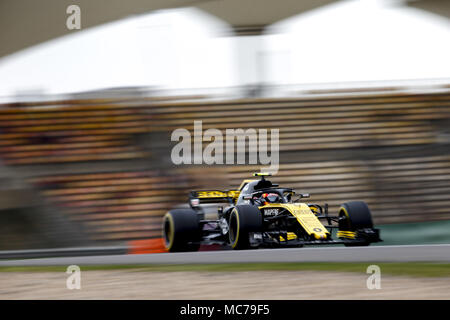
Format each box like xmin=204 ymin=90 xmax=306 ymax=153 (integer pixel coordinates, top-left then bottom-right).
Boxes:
xmin=261 ymin=192 xmax=281 ymax=205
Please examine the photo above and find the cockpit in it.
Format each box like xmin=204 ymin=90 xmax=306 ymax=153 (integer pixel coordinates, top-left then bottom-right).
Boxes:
xmin=236 ymin=178 xmax=292 ymax=205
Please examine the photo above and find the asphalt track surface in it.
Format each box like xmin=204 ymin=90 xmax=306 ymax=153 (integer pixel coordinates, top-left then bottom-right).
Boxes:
xmin=0 ymin=244 xmax=449 ymax=266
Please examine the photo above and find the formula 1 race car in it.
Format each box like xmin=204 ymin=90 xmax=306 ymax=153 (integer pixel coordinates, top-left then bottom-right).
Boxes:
xmin=162 ymin=173 xmax=381 ymax=252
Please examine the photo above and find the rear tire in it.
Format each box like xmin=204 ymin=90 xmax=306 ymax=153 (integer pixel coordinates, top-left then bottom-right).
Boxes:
xmin=228 ymin=205 xmax=262 ymax=250
xmin=338 ymin=201 xmax=373 ymax=247
xmin=163 ymin=209 xmax=201 ymax=252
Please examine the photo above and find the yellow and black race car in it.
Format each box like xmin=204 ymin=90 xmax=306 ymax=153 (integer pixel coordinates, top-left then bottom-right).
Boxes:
xmin=162 ymin=173 xmax=381 ymax=252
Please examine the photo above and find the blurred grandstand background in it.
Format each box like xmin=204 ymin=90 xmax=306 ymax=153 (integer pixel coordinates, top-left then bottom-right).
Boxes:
xmin=0 ymin=0 xmax=449 ymax=250
xmin=1 ymin=88 xmax=450 ymax=249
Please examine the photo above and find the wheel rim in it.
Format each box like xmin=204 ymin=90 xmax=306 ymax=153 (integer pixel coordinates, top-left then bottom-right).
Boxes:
xmin=163 ymin=216 xmax=173 ymax=248
xmin=229 ymin=212 xmax=238 ymax=244
xmin=338 ymin=207 xmax=352 ymax=231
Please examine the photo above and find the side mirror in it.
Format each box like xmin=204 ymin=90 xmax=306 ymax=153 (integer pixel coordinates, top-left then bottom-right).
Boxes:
xmin=294 ymin=193 xmax=310 ymax=202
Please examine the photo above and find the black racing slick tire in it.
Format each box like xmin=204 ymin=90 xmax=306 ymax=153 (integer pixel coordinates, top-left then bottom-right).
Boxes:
xmin=228 ymin=205 xmax=263 ymax=250
xmin=163 ymin=209 xmax=201 ymax=252
xmin=338 ymin=201 xmax=373 ymax=247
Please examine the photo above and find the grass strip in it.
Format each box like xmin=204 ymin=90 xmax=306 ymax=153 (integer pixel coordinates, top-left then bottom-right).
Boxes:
xmin=0 ymin=262 xmax=449 ymax=277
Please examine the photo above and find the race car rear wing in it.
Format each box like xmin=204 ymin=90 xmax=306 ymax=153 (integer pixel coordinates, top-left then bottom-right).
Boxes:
xmin=189 ymin=190 xmax=239 ymax=207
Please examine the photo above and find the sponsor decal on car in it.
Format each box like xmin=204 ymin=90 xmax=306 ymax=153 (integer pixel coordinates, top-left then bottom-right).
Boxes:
xmin=263 ymin=208 xmax=279 ymax=216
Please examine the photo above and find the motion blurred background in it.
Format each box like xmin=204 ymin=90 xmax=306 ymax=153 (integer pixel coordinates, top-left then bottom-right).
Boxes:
xmin=0 ymin=0 xmax=449 ymax=251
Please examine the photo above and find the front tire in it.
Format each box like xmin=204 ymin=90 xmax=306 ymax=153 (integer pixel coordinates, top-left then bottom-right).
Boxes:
xmin=228 ymin=205 xmax=262 ymax=250
xmin=338 ymin=201 xmax=373 ymax=247
xmin=163 ymin=209 xmax=201 ymax=252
